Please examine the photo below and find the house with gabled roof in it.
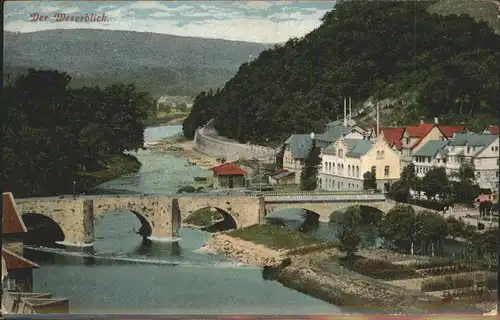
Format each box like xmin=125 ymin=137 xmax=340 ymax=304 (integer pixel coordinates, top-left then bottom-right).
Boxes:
xmin=282 ymin=121 xmax=366 ymax=185
xmin=319 ymin=135 xmax=401 ymax=191
xmin=211 ymin=162 xmax=247 ymax=189
xmin=412 ymin=132 xmax=499 ymax=191
xmin=400 ymin=119 xmax=467 ymax=169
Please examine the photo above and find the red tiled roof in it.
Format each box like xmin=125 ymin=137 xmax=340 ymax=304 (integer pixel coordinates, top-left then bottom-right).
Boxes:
xmin=487 ymin=125 xmax=499 ymax=135
xmin=406 ymin=123 xmax=434 ymax=138
xmin=2 ymin=192 xmax=27 ymax=234
xmin=438 ymin=125 xmax=467 ymax=138
xmin=2 ymin=248 xmax=39 ymax=270
xmin=211 ymin=162 xmax=247 ymax=176
xmin=381 ymin=127 xmax=405 ymax=150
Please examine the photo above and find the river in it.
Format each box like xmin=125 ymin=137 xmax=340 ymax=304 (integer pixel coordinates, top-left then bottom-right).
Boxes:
xmin=25 ymin=125 xmax=343 ymax=314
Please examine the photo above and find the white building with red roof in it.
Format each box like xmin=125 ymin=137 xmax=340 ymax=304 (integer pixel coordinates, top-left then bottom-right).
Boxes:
xmin=211 ymin=162 xmax=247 ymax=189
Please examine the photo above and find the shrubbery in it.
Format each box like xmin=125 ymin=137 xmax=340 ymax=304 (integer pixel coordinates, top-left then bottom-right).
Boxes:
xmin=340 ymin=257 xmax=417 ymax=280
xmin=421 ymin=273 xmax=498 ymax=292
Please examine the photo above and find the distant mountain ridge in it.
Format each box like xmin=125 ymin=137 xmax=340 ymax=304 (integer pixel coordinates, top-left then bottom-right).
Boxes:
xmin=3 ymin=29 xmax=273 ymax=96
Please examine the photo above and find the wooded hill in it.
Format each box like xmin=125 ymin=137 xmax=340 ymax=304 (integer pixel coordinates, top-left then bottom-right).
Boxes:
xmin=3 ymin=30 xmax=271 ymax=97
xmin=183 ymin=1 xmax=500 ymax=144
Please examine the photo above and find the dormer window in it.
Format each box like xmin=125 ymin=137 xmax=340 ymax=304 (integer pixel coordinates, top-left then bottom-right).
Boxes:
xmin=338 ymin=149 xmax=343 ymax=158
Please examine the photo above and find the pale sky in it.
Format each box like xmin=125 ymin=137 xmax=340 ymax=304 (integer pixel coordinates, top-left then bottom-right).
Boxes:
xmin=4 ymin=1 xmax=336 ymax=43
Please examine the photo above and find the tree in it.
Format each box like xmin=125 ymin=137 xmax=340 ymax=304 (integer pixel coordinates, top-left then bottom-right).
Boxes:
xmin=450 ymin=161 xmax=480 ymax=205
xmin=336 ymin=206 xmax=363 ymax=259
xmin=2 ymin=69 xmax=150 ymax=197
xmin=414 ymin=210 xmax=449 ymax=256
xmin=299 ymin=138 xmax=322 ymax=191
xmin=401 ymin=163 xmax=418 ymax=191
xmin=362 ymin=171 xmax=376 ymax=190
xmin=422 ymin=167 xmax=450 ymax=200
xmin=387 ymin=180 xmax=410 ymax=203
xmin=377 ymin=205 xmax=416 ymax=253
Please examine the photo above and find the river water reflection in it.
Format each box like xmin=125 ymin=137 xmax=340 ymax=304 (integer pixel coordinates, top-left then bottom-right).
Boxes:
xmin=25 ymin=125 xmax=343 ymax=314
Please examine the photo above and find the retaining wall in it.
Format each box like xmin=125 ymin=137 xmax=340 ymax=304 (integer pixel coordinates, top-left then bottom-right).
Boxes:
xmin=194 ymin=126 xmax=277 ymax=162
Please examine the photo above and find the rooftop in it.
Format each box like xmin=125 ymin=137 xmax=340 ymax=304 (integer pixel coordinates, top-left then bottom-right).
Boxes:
xmin=2 ymin=192 xmax=28 ymax=234
xmin=449 ymin=132 xmax=497 ymax=147
xmin=487 ymin=125 xmax=499 ymax=135
xmin=413 ymin=140 xmax=450 ymax=157
xmin=211 ymin=162 xmax=246 ymax=176
xmin=2 ymin=248 xmax=39 ymax=270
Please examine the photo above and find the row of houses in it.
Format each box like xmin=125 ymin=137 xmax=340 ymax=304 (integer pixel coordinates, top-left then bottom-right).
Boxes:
xmin=279 ymin=119 xmax=499 ymax=192
xmin=2 ymin=192 xmax=69 ymax=314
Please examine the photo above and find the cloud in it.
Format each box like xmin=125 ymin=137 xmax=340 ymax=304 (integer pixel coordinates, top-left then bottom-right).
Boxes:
xmin=4 ymin=1 xmax=333 ymax=43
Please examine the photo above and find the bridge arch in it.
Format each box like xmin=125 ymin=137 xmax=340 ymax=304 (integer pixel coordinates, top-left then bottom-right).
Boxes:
xmin=94 ymin=207 xmax=153 ymax=238
xmin=22 ymin=212 xmax=66 ymax=245
xmin=184 ymin=206 xmax=238 ymax=231
xmin=329 ymin=205 xmax=384 ymax=225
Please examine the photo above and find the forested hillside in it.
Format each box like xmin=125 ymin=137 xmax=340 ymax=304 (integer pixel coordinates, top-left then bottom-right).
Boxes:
xmin=4 ymin=30 xmax=271 ymax=97
xmin=3 ymin=69 xmax=151 ymax=197
xmin=183 ymin=1 xmax=500 ymax=144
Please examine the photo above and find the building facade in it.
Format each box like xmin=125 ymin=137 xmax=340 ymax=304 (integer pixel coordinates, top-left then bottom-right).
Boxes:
xmin=412 ymin=132 xmax=499 ymax=191
xmin=282 ymin=121 xmax=366 ymax=184
xmin=211 ymin=163 xmax=247 ymax=189
xmin=319 ymin=136 xmax=401 ymax=191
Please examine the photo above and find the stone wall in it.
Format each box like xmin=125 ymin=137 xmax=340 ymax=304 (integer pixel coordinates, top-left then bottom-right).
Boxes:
xmin=194 ymin=127 xmax=277 ymax=162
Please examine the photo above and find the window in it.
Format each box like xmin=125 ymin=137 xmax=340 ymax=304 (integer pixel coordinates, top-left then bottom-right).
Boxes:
xmin=348 ymin=165 xmax=351 ymax=176
xmin=384 ymin=166 xmax=390 ymax=177
xmin=356 ymin=166 xmax=360 ymax=177
xmin=6 ymin=278 xmax=16 ymax=291
xmin=427 ymin=157 xmax=431 ymax=163
xmin=338 ymin=149 xmax=344 ymax=158
xmin=371 ymin=166 xmax=376 ymax=174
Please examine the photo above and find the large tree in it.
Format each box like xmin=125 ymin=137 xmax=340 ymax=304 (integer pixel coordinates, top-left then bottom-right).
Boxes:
xmin=422 ymin=167 xmax=450 ymax=200
xmin=2 ymin=69 xmax=150 ymax=197
xmin=335 ymin=206 xmax=363 ymax=260
xmin=377 ymin=205 xmax=417 ymax=253
xmin=300 ymin=138 xmax=322 ymax=191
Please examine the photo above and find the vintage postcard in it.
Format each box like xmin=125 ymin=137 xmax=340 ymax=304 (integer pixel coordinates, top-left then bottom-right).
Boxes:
xmin=2 ymin=0 xmax=499 ymax=317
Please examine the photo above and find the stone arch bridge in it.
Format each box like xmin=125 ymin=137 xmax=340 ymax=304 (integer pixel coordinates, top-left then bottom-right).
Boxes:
xmin=15 ymin=194 xmax=415 ymax=247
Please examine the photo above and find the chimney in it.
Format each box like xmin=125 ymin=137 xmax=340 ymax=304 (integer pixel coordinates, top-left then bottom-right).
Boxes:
xmin=434 ymin=117 xmax=439 ymax=124
xmin=420 ymin=119 xmax=425 ymax=125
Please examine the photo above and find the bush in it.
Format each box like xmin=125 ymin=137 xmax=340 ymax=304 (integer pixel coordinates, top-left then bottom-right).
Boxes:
xmin=410 ymin=199 xmax=451 ymax=211
xmin=340 ymin=257 xmax=417 ymax=280
xmin=421 ymin=272 xmax=498 ymax=292
xmin=441 ymin=288 xmax=496 ymax=303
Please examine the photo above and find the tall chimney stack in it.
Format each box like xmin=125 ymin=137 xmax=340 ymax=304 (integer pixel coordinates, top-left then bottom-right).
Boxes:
xmin=376 ymin=102 xmax=380 ymax=137
xmin=434 ymin=117 xmax=439 ymax=124
xmin=349 ymin=97 xmax=352 ymax=122
xmin=343 ymin=97 xmax=347 ymax=127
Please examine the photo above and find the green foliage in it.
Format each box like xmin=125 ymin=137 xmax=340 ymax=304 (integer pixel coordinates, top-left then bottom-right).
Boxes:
xmin=450 ymin=161 xmax=480 ymax=205
xmin=227 ymin=224 xmax=322 ymax=250
xmin=185 ymin=1 xmax=500 ymax=143
xmin=388 ymin=180 xmax=410 ymax=203
xmin=184 ymin=207 xmax=224 ymax=227
xmin=2 ymin=69 xmax=149 ymax=196
xmin=339 ymin=257 xmax=417 ymax=280
xmin=422 ymin=167 xmax=450 ymax=200
xmin=420 ymin=272 xmax=498 ymax=292
xmin=300 ymin=138 xmax=322 ymax=191
xmin=176 ymin=102 xmax=188 ymax=113
xmin=377 ymin=205 xmax=417 ymax=252
xmin=335 ymin=206 xmax=363 ymax=258
xmin=362 ymin=171 xmax=376 ymax=190
xmin=401 ymin=163 xmax=419 ymax=190
xmin=414 ymin=210 xmax=449 ymax=247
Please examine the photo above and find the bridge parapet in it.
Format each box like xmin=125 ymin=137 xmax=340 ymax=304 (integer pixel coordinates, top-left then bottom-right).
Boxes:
xmin=264 ymin=194 xmax=386 ymax=203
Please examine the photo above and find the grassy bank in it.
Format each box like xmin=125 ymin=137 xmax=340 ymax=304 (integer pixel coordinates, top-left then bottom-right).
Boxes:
xmin=74 ymin=154 xmax=141 ymax=192
xmin=227 ymin=224 xmax=322 ymax=250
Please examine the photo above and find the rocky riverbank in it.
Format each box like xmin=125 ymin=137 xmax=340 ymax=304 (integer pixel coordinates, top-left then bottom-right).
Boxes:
xmin=200 ymin=232 xmax=492 ymax=314
xmin=144 ymin=134 xmax=219 ymax=169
